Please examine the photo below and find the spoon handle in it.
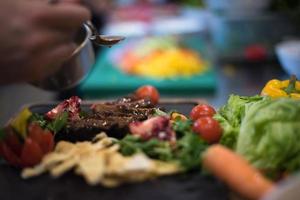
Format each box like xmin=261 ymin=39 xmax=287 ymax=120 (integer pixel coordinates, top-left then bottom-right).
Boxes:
xmin=84 ymin=20 xmax=99 ymax=40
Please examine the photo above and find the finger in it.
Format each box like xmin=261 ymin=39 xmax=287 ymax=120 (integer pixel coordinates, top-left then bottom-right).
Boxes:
xmin=27 ymin=43 xmax=76 ymax=81
xmin=32 ymin=4 xmax=91 ymax=30
xmin=23 ymin=29 xmax=76 ymax=54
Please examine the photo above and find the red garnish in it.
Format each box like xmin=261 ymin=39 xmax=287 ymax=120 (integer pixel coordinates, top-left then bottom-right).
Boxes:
xmin=192 ymin=117 xmax=222 ymax=144
xmin=0 ymin=123 xmax=55 ymax=168
xmin=45 ymin=96 xmax=82 ymax=120
xmin=135 ymin=85 xmax=160 ymax=105
xmin=244 ymin=45 xmax=267 ymax=61
xmin=20 ymin=138 xmax=44 ymax=167
xmin=129 ymin=116 xmax=176 ymax=143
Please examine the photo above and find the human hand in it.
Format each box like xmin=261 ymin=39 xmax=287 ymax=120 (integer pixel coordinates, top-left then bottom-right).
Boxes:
xmin=0 ymin=0 xmax=91 ymax=84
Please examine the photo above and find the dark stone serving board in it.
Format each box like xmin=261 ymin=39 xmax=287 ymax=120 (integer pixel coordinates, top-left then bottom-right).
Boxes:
xmin=0 ymin=101 xmax=229 ymax=200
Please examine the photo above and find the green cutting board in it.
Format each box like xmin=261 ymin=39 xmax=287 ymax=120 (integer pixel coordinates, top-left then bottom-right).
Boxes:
xmin=79 ymin=45 xmax=217 ymax=99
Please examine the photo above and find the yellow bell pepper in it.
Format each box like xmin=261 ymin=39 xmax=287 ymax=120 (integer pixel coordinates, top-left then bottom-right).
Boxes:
xmin=261 ymin=75 xmax=300 ymax=99
xmin=10 ymin=108 xmax=32 ymax=139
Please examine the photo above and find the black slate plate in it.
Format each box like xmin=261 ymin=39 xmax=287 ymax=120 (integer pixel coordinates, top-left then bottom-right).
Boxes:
xmin=0 ymin=101 xmax=229 ymax=200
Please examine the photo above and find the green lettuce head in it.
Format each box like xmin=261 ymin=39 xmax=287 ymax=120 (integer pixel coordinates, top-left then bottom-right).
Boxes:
xmin=214 ymin=95 xmax=264 ymax=149
xmin=236 ymin=98 xmax=300 ymax=176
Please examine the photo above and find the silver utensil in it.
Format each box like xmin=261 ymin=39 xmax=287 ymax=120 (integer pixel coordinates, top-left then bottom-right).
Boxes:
xmin=31 ymin=24 xmax=95 ymax=91
xmin=84 ymin=20 xmax=125 ymax=46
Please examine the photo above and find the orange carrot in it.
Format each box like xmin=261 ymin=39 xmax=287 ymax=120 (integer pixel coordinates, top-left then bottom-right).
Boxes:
xmin=202 ymin=145 xmax=275 ymax=200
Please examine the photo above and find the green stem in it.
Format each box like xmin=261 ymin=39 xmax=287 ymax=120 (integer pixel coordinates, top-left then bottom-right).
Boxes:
xmin=284 ymin=75 xmax=299 ymax=94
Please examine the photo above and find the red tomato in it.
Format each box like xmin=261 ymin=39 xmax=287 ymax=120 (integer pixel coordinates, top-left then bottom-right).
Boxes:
xmin=39 ymin=130 xmax=54 ymax=154
xmin=190 ymin=104 xmax=216 ymax=121
xmin=28 ymin=123 xmax=54 ymax=154
xmin=20 ymin=138 xmax=43 ymax=167
xmin=244 ymin=45 xmax=267 ymax=61
xmin=28 ymin=123 xmax=44 ymax=147
xmin=192 ymin=117 xmax=222 ymax=144
xmin=4 ymin=128 xmax=22 ymax=156
xmin=135 ymin=85 xmax=160 ymax=105
xmin=0 ymin=141 xmax=21 ymax=167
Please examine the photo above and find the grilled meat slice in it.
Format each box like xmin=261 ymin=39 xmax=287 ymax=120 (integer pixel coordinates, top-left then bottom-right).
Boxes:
xmin=55 ymin=100 xmax=155 ymax=142
xmin=91 ymin=104 xmax=154 ymax=119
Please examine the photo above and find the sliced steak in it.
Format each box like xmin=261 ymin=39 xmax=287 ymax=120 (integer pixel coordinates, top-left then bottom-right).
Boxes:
xmin=55 ymin=98 xmax=155 ymax=142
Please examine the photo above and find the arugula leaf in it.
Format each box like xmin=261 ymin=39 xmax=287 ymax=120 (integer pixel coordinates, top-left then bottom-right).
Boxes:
xmin=175 ymin=133 xmax=208 ymax=170
xmin=29 ymin=112 xmax=68 ymax=134
xmin=153 ymin=108 xmax=168 ymax=117
xmin=119 ymin=135 xmax=173 ymax=161
xmin=29 ymin=113 xmax=48 ymax=129
xmin=46 ymin=112 xmax=68 ymax=133
xmin=119 ymin=123 xmax=208 ymax=171
xmin=172 ymin=119 xmax=193 ymax=138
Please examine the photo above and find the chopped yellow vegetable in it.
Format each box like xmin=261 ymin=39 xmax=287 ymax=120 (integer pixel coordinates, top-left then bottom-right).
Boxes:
xmin=261 ymin=75 xmax=300 ymax=99
xmin=132 ymin=49 xmax=207 ymax=79
xmin=10 ymin=108 xmax=32 ymax=138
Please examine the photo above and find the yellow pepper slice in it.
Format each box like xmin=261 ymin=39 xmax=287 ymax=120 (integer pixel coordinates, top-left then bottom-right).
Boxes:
xmin=261 ymin=76 xmax=300 ymax=99
xmin=261 ymin=79 xmax=289 ymax=98
xmin=10 ymin=108 xmax=32 ymax=139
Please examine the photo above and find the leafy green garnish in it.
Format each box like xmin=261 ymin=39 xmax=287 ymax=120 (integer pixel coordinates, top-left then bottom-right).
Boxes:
xmin=153 ymin=108 xmax=168 ymax=117
xmin=172 ymin=119 xmax=193 ymax=137
xmin=46 ymin=112 xmax=68 ymax=133
xmin=119 ymin=135 xmax=173 ymax=161
xmin=119 ymin=119 xmax=208 ymax=171
xmin=175 ymin=132 xmax=208 ymax=170
xmin=29 ymin=112 xmax=68 ymax=134
xmin=29 ymin=113 xmax=48 ymax=129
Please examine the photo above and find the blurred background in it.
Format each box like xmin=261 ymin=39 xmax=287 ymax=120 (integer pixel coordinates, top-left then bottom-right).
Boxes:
xmin=1 ymin=0 xmax=300 ymax=125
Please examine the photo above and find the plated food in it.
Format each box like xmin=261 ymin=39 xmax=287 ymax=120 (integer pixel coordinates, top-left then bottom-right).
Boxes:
xmin=1 ymin=77 xmax=300 ymax=200
xmin=113 ymin=37 xmax=208 ymax=79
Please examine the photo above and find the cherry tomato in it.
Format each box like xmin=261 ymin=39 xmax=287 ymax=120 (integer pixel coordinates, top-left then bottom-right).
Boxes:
xmin=39 ymin=130 xmax=54 ymax=154
xmin=28 ymin=123 xmax=44 ymax=147
xmin=4 ymin=128 xmax=22 ymax=156
xmin=244 ymin=45 xmax=267 ymax=61
xmin=190 ymin=104 xmax=216 ymax=121
xmin=20 ymin=138 xmax=43 ymax=167
xmin=0 ymin=141 xmax=21 ymax=167
xmin=192 ymin=117 xmax=222 ymax=144
xmin=135 ymin=85 xmax=160 ymax=105
xmin=28 ymin=123 xmax=54 ymax=154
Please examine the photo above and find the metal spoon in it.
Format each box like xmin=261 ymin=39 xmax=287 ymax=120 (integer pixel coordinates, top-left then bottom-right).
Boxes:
xmin=84 ymin=21 xmax=125 ymax=46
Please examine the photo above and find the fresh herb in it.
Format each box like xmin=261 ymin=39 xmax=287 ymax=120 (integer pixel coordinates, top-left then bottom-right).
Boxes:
xmin=153 ymin=108 xmax=168 ymax=117
xmin=30 ymin=112 xmax=68 ymax=134
xmin=119 ymin=120 xmax=209 ymax=171
xmin=29 ymin=113 xmax=48 ymax=129
xmin=175 ymin=132 xmax=208 ymax=170
xmin=172 ymin=119 xmax=209 ymax=170
xmin=119 ymin=135 xmax=173 ymax=161
xmin=172 ymin=119 xmax=193 ymax=137
xmin=46 ymin=112 xmax=68 ymax=133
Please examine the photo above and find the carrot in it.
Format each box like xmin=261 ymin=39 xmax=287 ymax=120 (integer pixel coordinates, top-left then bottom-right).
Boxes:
xmin=202 ymin=145 xmax=275 ymax=200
